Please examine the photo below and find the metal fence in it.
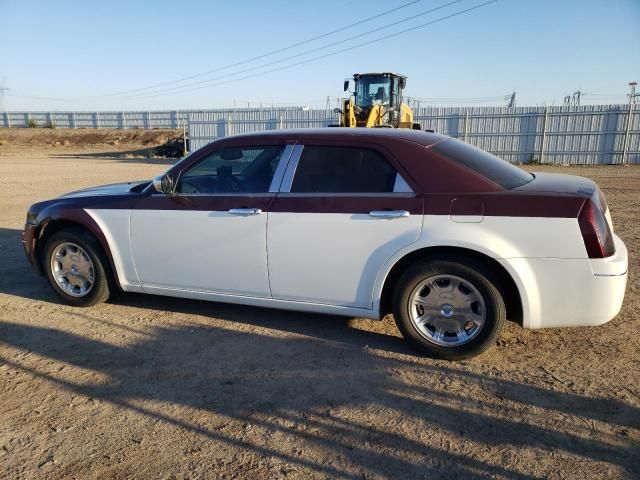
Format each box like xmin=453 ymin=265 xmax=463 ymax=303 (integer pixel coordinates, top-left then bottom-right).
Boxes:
xmin=2 ymin=105 xmax=638 ymax=164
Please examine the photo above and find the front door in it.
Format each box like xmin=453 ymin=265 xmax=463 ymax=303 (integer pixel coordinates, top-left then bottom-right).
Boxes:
xmin=130 ymin=144 xmax=290 ymax=297
xmin=267 ymin=144 xmax=422 ymax=309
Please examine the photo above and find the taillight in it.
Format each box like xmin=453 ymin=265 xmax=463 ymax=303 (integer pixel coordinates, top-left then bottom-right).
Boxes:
xmin=597 ymin=189 xmax=608 ymax=214
xmin=578 ymin=198 xmax=615 ymax=258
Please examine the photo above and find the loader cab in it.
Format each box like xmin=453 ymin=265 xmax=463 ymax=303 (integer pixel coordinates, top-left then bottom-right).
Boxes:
xmin=345 ymin=73 xmax=407 ymax=128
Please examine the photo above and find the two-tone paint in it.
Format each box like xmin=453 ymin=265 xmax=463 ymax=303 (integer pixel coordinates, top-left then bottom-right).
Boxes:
xmin=23 ymin=128 xmax=628 ymax=329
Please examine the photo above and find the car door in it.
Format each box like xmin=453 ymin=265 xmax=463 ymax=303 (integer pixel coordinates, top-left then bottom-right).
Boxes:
xmin=130 ymin=143 xmax=292 ymax=297
xmin=267 ymin=143 xmax=423 ymax=309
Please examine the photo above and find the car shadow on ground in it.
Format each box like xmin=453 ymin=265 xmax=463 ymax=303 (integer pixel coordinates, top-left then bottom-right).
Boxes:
xmin=1 ymin=226 xmax=638 ymax=478
xmin=1 ymin=319 xmax=638 ymax=478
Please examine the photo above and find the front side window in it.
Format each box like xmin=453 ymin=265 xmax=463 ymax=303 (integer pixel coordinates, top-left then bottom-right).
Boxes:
xmin=290 ymin=146 xmax=398 ymax=193
xmin=177 ymin=146 xmax=284 ymax=194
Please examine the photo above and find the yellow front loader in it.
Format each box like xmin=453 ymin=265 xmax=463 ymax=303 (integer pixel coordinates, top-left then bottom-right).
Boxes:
xmin=335 ymin=72 xmax=421 ymax=129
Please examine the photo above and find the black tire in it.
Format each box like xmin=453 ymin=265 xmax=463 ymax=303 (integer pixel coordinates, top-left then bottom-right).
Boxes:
xmin=393 ymin=257 xmax=505 ymax=360
xmin=42 ymin=228 xmax=111 ymax=307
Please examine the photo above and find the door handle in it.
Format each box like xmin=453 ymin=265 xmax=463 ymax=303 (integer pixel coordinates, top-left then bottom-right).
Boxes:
xmin=228 ymin=208 xmax=262 ymax=215
xmin=369 ymin=210 xmax=410 ymax=218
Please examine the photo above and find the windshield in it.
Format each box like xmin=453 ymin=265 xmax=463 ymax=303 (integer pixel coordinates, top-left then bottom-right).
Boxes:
xmin=355 ymin=75 xmax=391 ymax=108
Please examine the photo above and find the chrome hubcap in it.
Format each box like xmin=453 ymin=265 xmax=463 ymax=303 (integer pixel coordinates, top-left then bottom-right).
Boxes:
xmin=408 ymin=274 xmax=486 ymax=347
xmin=50 ymin=242 xmax=95 ymax=297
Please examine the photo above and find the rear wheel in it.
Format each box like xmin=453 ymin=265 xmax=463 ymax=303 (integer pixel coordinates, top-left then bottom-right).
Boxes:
xmin=393 ymin=258 xmax=505 ymax=360
xmin=42 ymin=229 xmax=111 ymax=307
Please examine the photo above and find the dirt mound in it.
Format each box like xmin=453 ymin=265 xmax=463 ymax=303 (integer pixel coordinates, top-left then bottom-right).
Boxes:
xmin=0 ymin=128 xmax=181 ymax=148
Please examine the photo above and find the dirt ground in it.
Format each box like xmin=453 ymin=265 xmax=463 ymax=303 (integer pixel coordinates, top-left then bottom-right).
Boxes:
xmin=0 ymin=129 xmax=638 ymax=479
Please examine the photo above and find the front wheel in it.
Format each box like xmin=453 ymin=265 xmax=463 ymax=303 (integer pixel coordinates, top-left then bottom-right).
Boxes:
xmin=393 ymin=258 xmax=505 ymax=360
xmin=42 ymin=228 xmax=111 ymax=307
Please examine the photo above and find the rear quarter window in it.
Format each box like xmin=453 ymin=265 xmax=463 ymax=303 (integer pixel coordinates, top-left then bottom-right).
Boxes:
xmin=430 ymin=138 xmax=533 ymax=189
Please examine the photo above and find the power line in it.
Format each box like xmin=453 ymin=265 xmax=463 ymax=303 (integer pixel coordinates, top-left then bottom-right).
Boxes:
xmin=87 ymin=0 xmax=428 ymax=98
xmin=101 ymin=0 xmax=468 ymax=100
xmin=6 ymin=0 xmax=497 ymax=105
xmin=117 ymin=0 xmax=501 ymax=100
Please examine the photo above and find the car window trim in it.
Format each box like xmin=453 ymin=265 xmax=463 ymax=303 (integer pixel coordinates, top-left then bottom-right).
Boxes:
xmin=278 ymin=144 xmax=414 ymax=195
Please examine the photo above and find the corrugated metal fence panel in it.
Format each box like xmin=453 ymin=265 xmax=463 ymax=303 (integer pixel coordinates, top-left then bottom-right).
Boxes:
xmin=3 ymin=105 xmax=638 ymax=164
xmin=411 ymin=104 xmax=639 ymax=164
xmin=187 ymin=108 xmax=337 ymax=150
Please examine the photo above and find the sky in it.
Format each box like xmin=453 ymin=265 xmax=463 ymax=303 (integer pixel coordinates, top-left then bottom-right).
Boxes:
xmin=0 ymin=0 xmax=639 ymax=111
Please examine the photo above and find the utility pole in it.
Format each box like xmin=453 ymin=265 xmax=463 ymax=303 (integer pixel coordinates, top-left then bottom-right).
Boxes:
xmin=507 ymin=92 xmax=516 ymax=108
xmin=628 ymin=81 xmax=638 ymax=104
xmin=0 ymin=83 xmax=8 ymax=111
xmin=622 ymin=82 xmax=637 ymax=164
xmin=572 ymin=90 xmax=581 ymax=106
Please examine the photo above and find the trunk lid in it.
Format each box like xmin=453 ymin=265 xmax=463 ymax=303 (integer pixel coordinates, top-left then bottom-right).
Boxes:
xmin=513 ymin=172 xmax=597 ymax=197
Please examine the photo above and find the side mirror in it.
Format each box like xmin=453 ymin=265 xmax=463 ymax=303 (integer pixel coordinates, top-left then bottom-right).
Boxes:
xmin=152 ymin=173 xmax=176 ymax=195
xmin=343 ymin=80 xmax=349 ymax=92
xmin=333 ymin=107 xmax=342 ymax=114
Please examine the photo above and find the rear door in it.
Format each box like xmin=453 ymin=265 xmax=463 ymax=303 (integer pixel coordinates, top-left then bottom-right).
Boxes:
xmin=267 ymin=143 xmax=422 ymax=309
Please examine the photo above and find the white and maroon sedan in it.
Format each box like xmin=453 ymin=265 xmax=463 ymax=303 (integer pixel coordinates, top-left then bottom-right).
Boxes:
xmin=22 ymin=129 xmax=628 ymax=359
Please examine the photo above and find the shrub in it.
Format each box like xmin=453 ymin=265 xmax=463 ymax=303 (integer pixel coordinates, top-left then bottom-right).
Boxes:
xmin=527 ymin=154 xmax=540 ymax=165
xmin=44 ymin=120 xmax=56 ymax=129
xmin=27 ymin=119 xmax=37 ymax=128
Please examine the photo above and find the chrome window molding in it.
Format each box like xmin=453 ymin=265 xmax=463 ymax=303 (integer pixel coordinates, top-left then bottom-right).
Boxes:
xmin=268 ymin=144 xmax=296 ymax=193
xmin=279 ymin=144 xmax=304 ymax=193
xmin=151 ymin=192 xmax=275 ymax=198
xmin=275 ymin=192 xmax=416 ymax=198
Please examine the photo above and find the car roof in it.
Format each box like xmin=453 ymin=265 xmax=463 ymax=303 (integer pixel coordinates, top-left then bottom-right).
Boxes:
xmin=221 ymin=128 xmax=445 ymax=147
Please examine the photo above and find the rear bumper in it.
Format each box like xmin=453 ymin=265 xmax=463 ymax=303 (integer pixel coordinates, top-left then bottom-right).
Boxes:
xmin=500 ymin=234 xmax=628 ymax=329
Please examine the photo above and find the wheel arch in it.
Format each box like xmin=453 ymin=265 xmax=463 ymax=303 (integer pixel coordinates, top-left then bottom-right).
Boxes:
xmin=36 ymin=216 xmax=121 ymax=290
xmin=377 ymin=245 xmax=525 ymax=326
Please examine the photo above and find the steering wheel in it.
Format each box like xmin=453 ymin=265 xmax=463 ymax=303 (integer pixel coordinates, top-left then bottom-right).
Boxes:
xmin=215 ymin=174 xmax=244 ymax=193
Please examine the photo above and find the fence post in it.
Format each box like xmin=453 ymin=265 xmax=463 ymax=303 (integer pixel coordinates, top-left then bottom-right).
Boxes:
xmin=622 ymin=102 xmax=634 ymax=164
xmin=279 ymin=115 xmax=284 ymax=130
xmin=463 ymin=110 xmax=469 ymax=142
xmin=183 ymin=121 xmax=187 ymax=156
xmin=146 ymin=111 xmax=151 ymax=129
xmin=96 ymin=112 xmax=100 ymax=128
xmin=5 ymin=112 xmax=10 ymax=128
xmin=121 ymin=112 xmax=126 ymax=130
xmin=540 ymin=107 xmax=548 ymax=163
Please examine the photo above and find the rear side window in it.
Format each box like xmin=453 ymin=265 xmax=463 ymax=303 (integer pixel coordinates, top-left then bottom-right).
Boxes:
xmin=431 ymin=138 xmax=533 ymax=189
xmin=291 ymin=146 xmax=398 ymax=193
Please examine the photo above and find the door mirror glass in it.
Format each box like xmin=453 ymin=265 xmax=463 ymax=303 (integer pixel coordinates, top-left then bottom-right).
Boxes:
xmin=152 ymin=173 xmax=176 ymax=194
xmin=343 ymin=80 xmax=349 ymax=92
